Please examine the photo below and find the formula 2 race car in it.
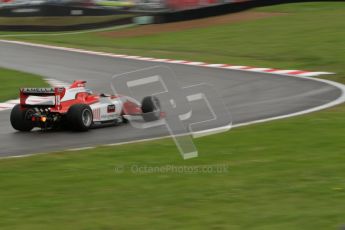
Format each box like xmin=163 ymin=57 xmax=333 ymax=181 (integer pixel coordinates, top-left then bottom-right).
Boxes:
xmin=10 ymin=80 xmax=162 ymax=132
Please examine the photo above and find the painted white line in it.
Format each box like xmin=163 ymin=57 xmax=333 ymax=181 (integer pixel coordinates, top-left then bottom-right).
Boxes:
xmin=67 ymin=147 xmax=96 ymax=151
xmin=7 ymin=99 xmax=20 ymax=104
xmin=104 ymin=136 xmax=167 ymax=147
xmin=153 ymin=59 xmax=170 ymax=62
xmin=225 ymin=66 xmax=247 ymax=69
xmin=206 ymin=64 xmax=227 ymax=67
xmin=1 ymin=75 xmax=344 ymax=160
xmin=273 ymin=69 xmax=298 ymax=74
xmin=246 ymin=68 xmax=272 ymax=72
xmin=0 ymin=39 xmax=334 ymax=77
xmin=232 ymin=77 xmax=345 ymax=128
xmin=124 ymin=55 xmax=141 ymax=59
xmin=297 ymin=72 xmax=334 ymax=77
xmin=136 ymin=57 xmax=155 ymax=61
xmin=0 ymin=103 xmax=15 ymax=108
xmin=45 ymin=78 xmax=70 ymax=87
xmin=167 ymin=60 xmax=187 ymax=64
xmin=0 ymin=40 xmax=343 ymax=160
xmin=64 ymin=76 xmax=345 ymax=153
xmin=185 ymin=62 xmax=205 ymax=66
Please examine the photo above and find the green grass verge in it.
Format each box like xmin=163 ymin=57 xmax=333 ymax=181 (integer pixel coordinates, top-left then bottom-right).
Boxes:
xmin=0 ymin=2 xmax=345 ymax=229
xmin=0 ymin=68 xmax=48 ymax=101
xmin=96 ymin=1 xmax=134 ymax=7
xmin=0 ymin=105 xmax=344 ymax=230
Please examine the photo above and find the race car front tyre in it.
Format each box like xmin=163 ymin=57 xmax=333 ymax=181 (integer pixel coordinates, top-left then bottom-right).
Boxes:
xmin=66 ymin=104 xmax=93 ymax=131
xmin=141 ymin=96 xmax=161 ymax=122
xmin=10 ymin=104 xmax=34 ymax=132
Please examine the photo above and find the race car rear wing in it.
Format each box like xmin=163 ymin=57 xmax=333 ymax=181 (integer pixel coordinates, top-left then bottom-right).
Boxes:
xmin=20 ymin=87 xmax=66 ymax=109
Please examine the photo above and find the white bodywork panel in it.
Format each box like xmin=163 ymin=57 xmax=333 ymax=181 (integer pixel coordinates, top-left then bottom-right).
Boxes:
xmin=90 ymin=97 xmax=123 ymax=122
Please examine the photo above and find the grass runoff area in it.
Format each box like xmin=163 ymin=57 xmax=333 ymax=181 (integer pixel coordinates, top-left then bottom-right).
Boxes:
xmin=0 ymin=68 xmax=48 ymax=101
xmin=0 ymin=2 xmax=345 ymax=230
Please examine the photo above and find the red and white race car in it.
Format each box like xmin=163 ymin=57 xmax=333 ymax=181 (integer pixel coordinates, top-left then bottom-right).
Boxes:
xmin=10 ymin=80 xmax=162 ymax=132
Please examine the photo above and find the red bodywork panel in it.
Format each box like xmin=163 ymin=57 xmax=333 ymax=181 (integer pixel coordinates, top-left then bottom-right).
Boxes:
xmin=122 ymin=100 xmax=142 ymax=115
xmin=69 ymin=80 xmax=87 ymax=89
xmin=50 ymin=93 xmax=100 ymax=113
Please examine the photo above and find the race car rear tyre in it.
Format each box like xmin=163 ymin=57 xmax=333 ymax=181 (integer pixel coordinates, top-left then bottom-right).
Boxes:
xmin=66 ymin=104 xmax=93 ymax=131
xmin=10 ymin=104 xmax=34 ymax=132
xmin=141 ymin=96 xmax=161 ymax=122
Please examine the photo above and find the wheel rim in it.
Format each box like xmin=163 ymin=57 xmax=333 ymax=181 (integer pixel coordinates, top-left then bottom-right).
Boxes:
xmin=153 ymin=97 xmax=161 ymax=111
xmin=24 ymin=109 xmax=34 ymax=120
xmin=82 ymin=109 xmax=92 ymax=127
xmin=153 ymin=98 xmax=161 ymax=117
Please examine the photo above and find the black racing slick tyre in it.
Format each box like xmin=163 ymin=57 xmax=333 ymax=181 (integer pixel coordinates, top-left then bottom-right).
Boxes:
xmin=141 ymin=96 xmax=161 ymax=122
xmin=10 ymin=104 xmax=34 ymax=132
xmin=66 ymin=104 xmax=93 ymax=131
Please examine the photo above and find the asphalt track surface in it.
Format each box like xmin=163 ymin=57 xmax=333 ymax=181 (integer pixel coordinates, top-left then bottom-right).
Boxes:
xmin=0 ymin=41 xmax=343 ymax=157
